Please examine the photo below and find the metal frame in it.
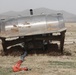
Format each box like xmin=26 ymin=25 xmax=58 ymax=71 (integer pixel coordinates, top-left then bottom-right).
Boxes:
xmin=0 ymin=30 xmax=66 ymax=55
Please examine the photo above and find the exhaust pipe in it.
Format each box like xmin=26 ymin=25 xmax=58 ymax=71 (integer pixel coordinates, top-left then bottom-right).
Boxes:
xmin=30 ymin=9 xmax=33 ymax=15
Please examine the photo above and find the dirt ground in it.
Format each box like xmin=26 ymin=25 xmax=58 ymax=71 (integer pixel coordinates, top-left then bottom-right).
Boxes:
xmin=0 ymin=23 xmax=76 ymax=75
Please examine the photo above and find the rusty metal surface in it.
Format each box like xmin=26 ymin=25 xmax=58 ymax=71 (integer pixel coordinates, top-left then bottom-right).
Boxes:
xmin=0 ymin=14 xmax=66 ymax=38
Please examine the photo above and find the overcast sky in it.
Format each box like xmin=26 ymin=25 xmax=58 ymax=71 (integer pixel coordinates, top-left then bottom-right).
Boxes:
xmin=0 ymin=0 xmax=76 ymax=14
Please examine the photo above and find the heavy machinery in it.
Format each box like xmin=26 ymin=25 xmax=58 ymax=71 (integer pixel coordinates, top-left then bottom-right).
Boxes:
xmin=0 ymin=10 xmax=66 ymax=54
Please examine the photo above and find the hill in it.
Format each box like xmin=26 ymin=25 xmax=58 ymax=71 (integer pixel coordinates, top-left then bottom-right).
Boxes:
xmin=0 ymin=8 xmax=76 ymax=22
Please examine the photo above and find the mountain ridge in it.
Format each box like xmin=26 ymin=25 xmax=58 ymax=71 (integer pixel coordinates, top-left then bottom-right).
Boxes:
xmin=0 ymin=7 xmax=76 ymax=22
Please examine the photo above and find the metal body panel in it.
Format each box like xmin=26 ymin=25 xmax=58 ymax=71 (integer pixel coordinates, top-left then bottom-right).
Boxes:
xmin=0 ymin=14 xmax=66 ymax=38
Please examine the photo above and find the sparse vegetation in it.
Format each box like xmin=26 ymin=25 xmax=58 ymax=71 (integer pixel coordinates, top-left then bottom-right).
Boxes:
xmin=0 ymin=67 xmax=12 ymax=75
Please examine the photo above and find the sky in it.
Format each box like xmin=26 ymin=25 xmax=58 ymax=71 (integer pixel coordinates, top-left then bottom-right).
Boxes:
xmin=0 ymin=0 xmax=76 ymax=15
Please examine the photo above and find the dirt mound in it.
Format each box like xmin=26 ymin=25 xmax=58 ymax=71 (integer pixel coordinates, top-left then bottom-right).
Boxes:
xmin=0 ymin=45 xmax=25 ymax=56
xmin=0 ymin=43 xmax=64 ymax=56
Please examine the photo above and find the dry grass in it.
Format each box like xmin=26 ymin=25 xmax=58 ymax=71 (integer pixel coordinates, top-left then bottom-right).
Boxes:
xmin=0 ymin=23 xmax=76 ymax=75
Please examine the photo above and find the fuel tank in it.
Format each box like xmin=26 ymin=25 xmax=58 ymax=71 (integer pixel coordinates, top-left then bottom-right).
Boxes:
xmin=0 ymin=14 xmax=66 ymax=38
